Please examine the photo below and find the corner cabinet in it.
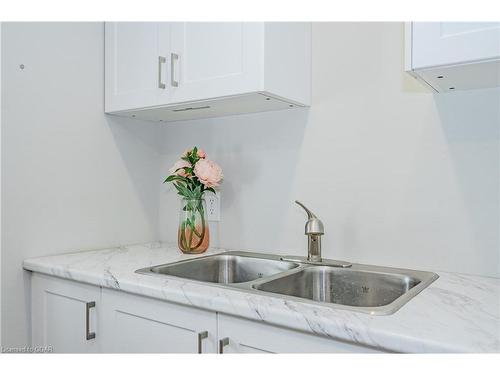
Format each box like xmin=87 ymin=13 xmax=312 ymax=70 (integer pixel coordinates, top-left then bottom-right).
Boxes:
xmin=105 ymin=22 xmax=311 ymax=122
xmin=31 ymin=273 xmax=101 ymax=353
xmin=405 ymin=22 xmax=500 ymax=92
xmin=30 ymin=273 xmax=386 ymax=353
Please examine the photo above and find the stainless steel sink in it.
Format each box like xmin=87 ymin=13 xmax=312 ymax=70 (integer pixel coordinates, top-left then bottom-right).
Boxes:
xmin=254 ymin=267 xmax=421 ymax=309
xmin=137 ymin=253 xmax=299 ymax=284
xmin=136 ymin=251 xmax=438 ymax=315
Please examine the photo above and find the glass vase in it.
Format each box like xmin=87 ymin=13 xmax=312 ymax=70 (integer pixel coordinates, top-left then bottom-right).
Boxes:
xmin=178 ymin=198 xmax=210 ymax=254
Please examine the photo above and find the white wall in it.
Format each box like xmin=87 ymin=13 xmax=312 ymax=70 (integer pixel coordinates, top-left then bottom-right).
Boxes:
xmin=159 ymin=23 xmax=500 ymax=278
xmin=0 ymin=21 xmax=3 ymax=348
xmin=1 ymin=23 xmax=162 ymax=346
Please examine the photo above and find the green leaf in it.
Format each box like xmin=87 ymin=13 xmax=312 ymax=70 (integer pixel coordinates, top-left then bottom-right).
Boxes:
xmin=173 ymin=183 xmax=188 ymax=197
xmin=164 ymin=175 xmax=179 ymax=183
xmin=176 ymin=184 xmax=190 ymax=197
xmin=193 ymin=185 xmax=202 ymax=198
xmin=164 ymin=174 xmax=190 ymax=184
xmin=205 ymin=187 xmax=216 ymax=194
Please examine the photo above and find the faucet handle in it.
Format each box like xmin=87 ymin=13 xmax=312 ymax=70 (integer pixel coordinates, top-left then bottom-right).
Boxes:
xmin=295 ymin=200 xmax=324 ymax=235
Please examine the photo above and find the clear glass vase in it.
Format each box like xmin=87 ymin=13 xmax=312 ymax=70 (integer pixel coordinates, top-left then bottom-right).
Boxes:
xmin=178 ymin=198 xmax=210 ymax=254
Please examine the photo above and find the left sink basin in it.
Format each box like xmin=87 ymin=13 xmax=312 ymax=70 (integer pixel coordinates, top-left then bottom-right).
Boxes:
xmin=136 ymin=253 xmax=299 ymax=284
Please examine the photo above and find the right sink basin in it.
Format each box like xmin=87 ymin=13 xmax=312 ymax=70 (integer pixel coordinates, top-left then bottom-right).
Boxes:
xmin=253 ymin=264 xmax=438 ymax=315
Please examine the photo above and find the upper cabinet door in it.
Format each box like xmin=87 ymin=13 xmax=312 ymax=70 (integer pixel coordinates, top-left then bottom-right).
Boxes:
xmin=105 ymin=22 xmax=171 ymax=112
xmin=412 ymin=22 xmax=500 ymax=69
xmin=168 ymin=22 xmax=262 ymax=103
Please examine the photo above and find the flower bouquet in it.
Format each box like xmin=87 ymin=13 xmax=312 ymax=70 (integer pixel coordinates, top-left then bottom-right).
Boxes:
xmin=164 ymin=147 xmax=223 ymax=253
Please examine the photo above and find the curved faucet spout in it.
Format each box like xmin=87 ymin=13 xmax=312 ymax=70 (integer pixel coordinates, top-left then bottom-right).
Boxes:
xmin=295 ymin=200 xmax=317 ymax=219
xmin=294 ymin=200 xmax=324 ymax=262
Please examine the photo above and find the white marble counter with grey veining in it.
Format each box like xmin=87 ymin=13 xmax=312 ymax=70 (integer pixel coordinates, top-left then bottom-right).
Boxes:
xmin=23 ymin=242 xmax=500 ymax=353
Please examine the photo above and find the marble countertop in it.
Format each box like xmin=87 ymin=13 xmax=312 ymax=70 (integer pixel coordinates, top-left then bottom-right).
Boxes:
xmin=23 ymin=243 xmax=500 ymax=353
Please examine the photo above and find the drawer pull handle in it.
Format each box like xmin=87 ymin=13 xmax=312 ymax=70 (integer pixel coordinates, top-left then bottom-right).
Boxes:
xmin=171 ymin=53 xmax=179 ymax=87
xmin=158 ymin=56 xmax=166 ymax=89
xmin=197 ymin=331 xmax=208 ymax=354
xmin=219 ymin=337 xmax=229 ymax=354
xmin=85 ymin=301 xmax=96 ymax=340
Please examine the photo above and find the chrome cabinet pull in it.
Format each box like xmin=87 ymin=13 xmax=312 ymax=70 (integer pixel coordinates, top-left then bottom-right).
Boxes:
xmin=85 ymin=301 xmax=96 ymax=340
xmin=158 ymin=56 xmax=166 ymax=89
xmin=197 ymin=331 xmax=208 ymax=354
xmin=170 ymin=52 xmax=179 ymax=87
xmin=219 ymin=337 xmax=229 ymax=354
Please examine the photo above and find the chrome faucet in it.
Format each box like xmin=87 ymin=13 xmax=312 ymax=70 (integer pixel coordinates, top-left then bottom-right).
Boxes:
xmin=280 ymin=200 xmax=351 ymax=267
xmin=295 ymin=200 xmax=324 ymax=262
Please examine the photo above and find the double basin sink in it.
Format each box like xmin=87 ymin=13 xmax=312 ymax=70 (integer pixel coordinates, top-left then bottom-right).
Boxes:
xmin=136 ymin=251 xmax=438 ymax=315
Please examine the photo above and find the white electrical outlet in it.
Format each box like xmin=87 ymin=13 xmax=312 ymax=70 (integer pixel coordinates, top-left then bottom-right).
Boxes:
xmin=206 ymin=191 xmax=220 ymax=221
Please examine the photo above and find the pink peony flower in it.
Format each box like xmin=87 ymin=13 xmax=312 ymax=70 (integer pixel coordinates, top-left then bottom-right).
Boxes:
xmin=194 ymin=159 xmax=223 ymax=188
xmin=197 ymin=148 xmax=207 ymax=159
xmin=169 ymin=160 xmax=191 ymax=177
xmin=183 ymin=147 xmax=207 ymax=159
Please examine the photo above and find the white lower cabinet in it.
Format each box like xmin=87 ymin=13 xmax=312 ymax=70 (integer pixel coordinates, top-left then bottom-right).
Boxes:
xmin=100 ymin=288 xmax=217 ymax=353
xmin=217 ymin=314 xmax=384 ymax=353
xmin=31 ymin=274 xmax=385 ymax=353
xmin=31 ymin=273 xmax=100 ymax=353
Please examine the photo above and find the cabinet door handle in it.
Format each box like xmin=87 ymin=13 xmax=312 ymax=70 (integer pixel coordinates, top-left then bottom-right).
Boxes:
xmin=170 ymin=53 xmax=179 ymax=87
xmin=158 ymin=56 xmax=166 ymax=89
xmin=85 ymin=301 xmax=96 ymax=340
xmin=197 ymin=331 xmax=208 ymax=354
xmin=219 ymin=337 xmax=229 ymax=354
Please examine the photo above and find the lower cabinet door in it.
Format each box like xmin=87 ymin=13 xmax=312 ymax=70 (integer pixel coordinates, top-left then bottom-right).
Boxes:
xmin=31 ymin=273 xmax=101 ymax=353
xmin=217 ymin=314 xmax=386 ymax=353
xmin=100 ymin=288 xmax=217 ymax=353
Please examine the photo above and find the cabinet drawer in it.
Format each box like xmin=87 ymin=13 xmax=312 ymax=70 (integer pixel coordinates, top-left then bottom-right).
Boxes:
xmin=218 ymin=314 xmax=386 ymax=353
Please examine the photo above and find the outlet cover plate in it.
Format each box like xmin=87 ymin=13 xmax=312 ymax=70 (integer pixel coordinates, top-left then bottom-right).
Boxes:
xmin=206 ymin=191 xmax=220 ymax=222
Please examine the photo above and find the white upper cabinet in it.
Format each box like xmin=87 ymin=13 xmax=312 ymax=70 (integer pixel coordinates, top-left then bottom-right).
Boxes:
xmin=105 ymin=22 xmax=170 ymax=111
xmin=412 ymin=22 xmax=500 ymax=68
xmin=105 ymin=22 xmax=311 ymax=122
xmin=406 ymin=22 xmax=500 ymax=92
xmin=167 ymin=22 xmax=262 ymax=104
